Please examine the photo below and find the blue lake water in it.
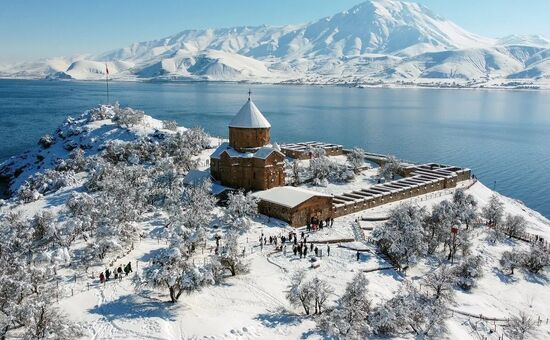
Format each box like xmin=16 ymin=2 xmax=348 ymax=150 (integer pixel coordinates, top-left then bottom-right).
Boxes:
xmin=1 ymin=79 xmax=549 ymax=218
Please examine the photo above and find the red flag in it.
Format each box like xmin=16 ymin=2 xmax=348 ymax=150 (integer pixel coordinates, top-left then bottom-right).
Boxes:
xmin=105 ymin=63 xmax=109 ymax=75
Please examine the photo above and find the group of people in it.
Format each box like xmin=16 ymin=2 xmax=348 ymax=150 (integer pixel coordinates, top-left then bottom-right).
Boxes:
xmin=258 ymin=230 xmax=332 ymax=260
xmin=291 ymin=241 xmax=331 ymax=259
xmin=307 ymin=216 xmax=334 ymax=232
xmin=99 ymin=262 xmax=133 ymax=283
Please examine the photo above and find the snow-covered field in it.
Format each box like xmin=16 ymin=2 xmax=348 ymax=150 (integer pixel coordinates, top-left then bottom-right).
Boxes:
xmin=1 ymin=106 xmax=549 ymax=339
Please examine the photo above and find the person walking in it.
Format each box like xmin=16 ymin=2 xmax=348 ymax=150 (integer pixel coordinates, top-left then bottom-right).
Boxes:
xmin=293 ymin=245 xmax=297 ymax=256
xmin=310 ymin=243 xmax=314 ymax=252
xmin=124 ymin=264 xmax=130 ymax=276
xmin=356 ymin=251 xmax=360 ymax=261
xmin=303 ymin=246 xmax=308 ymax=258
xmin=105 ymin=268 xmax=111 ymax=281
xmin=314 ymin=247 xmax=318 ymax=257
xmin=99 ymin=272 xmax=105 ymax=284
xmin=327 ymin=244 xmax=330 ymax=257
xmin=117 ymin=265 xmax=123 ymax=280
xmin=127 ymin=262 xmax=132 ymax=273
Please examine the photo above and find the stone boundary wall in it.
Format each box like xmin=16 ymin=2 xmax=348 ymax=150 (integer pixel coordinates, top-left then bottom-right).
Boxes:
xmin=332 ymin=163 xmax=471 ymax=218
xmin=281 ymin=141 xmax=344 ymax=160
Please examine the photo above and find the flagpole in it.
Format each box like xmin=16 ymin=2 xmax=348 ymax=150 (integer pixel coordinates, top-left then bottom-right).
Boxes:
xmin=105 ymin=63 xmax=110 ymax=105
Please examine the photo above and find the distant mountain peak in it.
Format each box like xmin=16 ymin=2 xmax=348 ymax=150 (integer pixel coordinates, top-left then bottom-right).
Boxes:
xmin=0 ymin=0 xmax=548 ymax=87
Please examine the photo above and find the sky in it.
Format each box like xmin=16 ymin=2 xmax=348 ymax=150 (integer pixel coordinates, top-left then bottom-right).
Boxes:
xmin=0 ymin=0 xmax=549 ymax=63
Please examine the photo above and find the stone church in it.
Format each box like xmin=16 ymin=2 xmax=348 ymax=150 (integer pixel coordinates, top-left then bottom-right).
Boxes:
xmin=210 ymin=96 xmax=285 ymax=191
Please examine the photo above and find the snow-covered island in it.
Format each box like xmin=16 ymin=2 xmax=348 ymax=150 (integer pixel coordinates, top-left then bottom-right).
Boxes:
xmin=0 ymin=101 xmax=549 ymax=340
xmin=1 ymin=0 xmax=549 ymax=90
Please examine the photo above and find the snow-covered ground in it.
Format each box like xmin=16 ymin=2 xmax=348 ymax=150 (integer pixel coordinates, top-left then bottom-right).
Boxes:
xmin=1 ymin=106 xmax=549 ymax=339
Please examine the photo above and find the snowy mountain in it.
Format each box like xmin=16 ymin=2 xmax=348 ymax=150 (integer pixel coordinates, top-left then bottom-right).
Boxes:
xmin=1 ymin=0 xmax=549 ymax=88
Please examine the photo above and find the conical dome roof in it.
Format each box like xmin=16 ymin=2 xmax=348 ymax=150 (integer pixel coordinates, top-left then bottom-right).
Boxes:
xmin=229 ymin=99 xmax=271 ymax=129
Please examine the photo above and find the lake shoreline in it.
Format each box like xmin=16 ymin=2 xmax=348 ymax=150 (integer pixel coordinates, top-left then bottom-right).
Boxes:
xmin=0 ymin=77 xmax=548 ymax=92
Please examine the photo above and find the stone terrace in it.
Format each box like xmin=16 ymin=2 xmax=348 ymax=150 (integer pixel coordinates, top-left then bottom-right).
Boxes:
xmin=281 ymin=141 xmax=344 ymax=159
xmin=332 ymin=163 xmax=472 ymax=218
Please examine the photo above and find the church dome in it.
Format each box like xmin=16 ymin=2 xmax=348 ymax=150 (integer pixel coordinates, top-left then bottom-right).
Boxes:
xmin=229 ymin=99 xmax=271 ymax=129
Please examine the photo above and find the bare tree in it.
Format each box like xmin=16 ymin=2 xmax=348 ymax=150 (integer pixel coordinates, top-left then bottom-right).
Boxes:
xmin=506 ymin=311 xmax=537 ymax=340
xmin=500 ymin=251 xmax=522 ymax=275
xmin=286 ymin=271 xmax=315 ymax=315
xmin=423 ymin=265 xmax=455 ymax=302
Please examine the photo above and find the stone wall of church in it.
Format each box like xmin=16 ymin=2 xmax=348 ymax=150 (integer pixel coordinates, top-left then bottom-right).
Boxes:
xmin=229 ymin=127 xmax=270 ymax=150
xmin=257 ymin=196 xmax=333 ymax=227
xmin=210 ymin=153 xmax=285 ymax=191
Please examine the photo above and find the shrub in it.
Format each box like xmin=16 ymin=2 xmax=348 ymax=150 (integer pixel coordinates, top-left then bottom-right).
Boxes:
xmin=38 ymin=134 xmax=55 ymax=148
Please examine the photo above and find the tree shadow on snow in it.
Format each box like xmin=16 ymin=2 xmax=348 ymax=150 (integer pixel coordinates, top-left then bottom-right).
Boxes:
xmin=139 ymin=247 xmax=165 ymax=262
xmin=89 ymin=294 xmax=178 ymax=321
xmin=255 ymin=309 xmax=301 ymax=328
xmin=523 ymin=272 xmax=549 ymax=285
xmin=492 ymin=267 xmax=519 ymax=284
xmin=300 ymin=330 xmax=334 ymax=340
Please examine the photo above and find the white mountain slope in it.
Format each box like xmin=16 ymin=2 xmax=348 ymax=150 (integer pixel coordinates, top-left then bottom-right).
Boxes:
xmin=1 ymin=0 xmax=548 ymax=87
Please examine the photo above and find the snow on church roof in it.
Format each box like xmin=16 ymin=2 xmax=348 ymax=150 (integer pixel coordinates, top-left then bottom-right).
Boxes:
xmin=253 ymin=186 xmax=333 ymax=209
xmin=229 ymin=99 xmax=271 ymax=129
xmin=210 ymin=142 xmax=282 ymax=160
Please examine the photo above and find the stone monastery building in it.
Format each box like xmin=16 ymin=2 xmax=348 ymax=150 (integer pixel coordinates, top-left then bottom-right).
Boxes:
xmin=210 ymin=97 xmax=285 ymax=191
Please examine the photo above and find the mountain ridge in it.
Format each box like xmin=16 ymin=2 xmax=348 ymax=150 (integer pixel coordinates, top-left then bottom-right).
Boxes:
xmin=1 ymin=0 xmax=549 ymax=88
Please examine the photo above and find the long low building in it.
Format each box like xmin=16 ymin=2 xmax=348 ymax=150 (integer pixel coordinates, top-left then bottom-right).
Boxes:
xmin=253 ymin=186 xmax=333 ymax=227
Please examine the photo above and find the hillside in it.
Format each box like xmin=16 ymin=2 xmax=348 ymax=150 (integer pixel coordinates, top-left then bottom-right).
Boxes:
xmin=1 ymin=105 xmax=549 ymax=339
xmin=1 ymin=0 xmax=549 ymax=88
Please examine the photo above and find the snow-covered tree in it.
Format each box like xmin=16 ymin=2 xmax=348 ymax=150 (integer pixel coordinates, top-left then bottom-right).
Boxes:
xmin=452 ymin=255 xmax=484 ymax=291
xmin=182 ymin=127 xmax=211 ymax=154
xmin=319 ymin=273 xmax=369 ymax=337
xmin=147 ymin=158 xmax=184 ymax=207
xmin=225 ymin=190 xmax=259 ymax=232
xmin=482 ymin=194 xmax=504 ymax=226
xmin=308 ymin=149 xmax=354 ymax=185
xmin=309 ymin=154 xmax=332 ymax=183
xmin=113 ymin=106 xmax=145 ymax=127
xmin=22 ymin=295 xmax=83 ymax=340
xmin=423 ymin=265 xmax=456 ymax=302
xmin=425 ymin=200 xmax=456 ymax=255
xmin=503 ymin=214 xmax=527 ymax=239
xmin=286 ymin=271 xmax=315 ymax=315
xmin=378 ymin=155 xmax=401 ymax=180
xmin=500 ymin=250 xmax=522 ymax=275
xmin=289 ymin=159 xmax=302 ymax=185
xmin=520 ymin=245 xmax=549 ymax=274
xmin=166 ymin=180 xmax=216 ymax=248
xmin=18 ymin=169 xmax=75 ymax=199
xmin=0 ymin=213 xmax=81 ymax=339
xmin=371 ymin=283 xmax=448 ymax=337
xmin=135 ymin=246 xmax=215 ymax=303
xmin=373 ymin=204 xmax=427 ymax=270
xmin=310 ymin=277 xmax=332 ymax=315
xmin=219 ymin=232 xmax=248 ymax=276
xmin=505 ymin=311 xmax=537 ymax=340
xmin=452 ymin=189 xmax=478 ymax=228
xmin=346 ymin=147 xmax=365 ymax=174
xmin=162 ymin=120 xmax=178 ymax=131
